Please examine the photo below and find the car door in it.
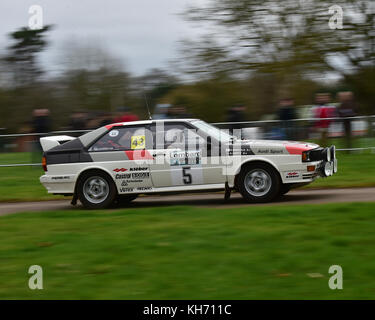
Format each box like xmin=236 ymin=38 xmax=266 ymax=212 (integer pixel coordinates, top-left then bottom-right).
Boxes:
xmin=88 ymin=125 xmax=154 ymax=193
xmin=190 ymin=123 xmax=227 ymax=185
xmin=149 ymin=121 xmax=226 ymax=188
xmin=149 ymin=122 xmax=205 ymax=188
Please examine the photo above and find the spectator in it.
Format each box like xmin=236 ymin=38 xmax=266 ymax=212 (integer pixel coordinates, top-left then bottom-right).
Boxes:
xmin=98 ymin=112 xmax=113 ymax=127
xmin=313 ymin=93 xmax=336 ymax=146
xmin=337 ymin=91 xmax=357 ymax=151
xmin=226 ymin=104 xmax=246 ymax=122
xmin=225 ymin=104 xmax=247 ymax=138
xmin=113 ymin=106 xmax=139 ymax=123
xmin=69 ymin=111 xmax=87 ymax=131
xmin=32 ymin=108 xmax=51 ymax=134
xmin=31 ymin=108 xmax=51 ymax=161
xmin=277 ymin=98 xmax=297 ymax=140
xmin=167 ymin=105 xmax=192 ymax=119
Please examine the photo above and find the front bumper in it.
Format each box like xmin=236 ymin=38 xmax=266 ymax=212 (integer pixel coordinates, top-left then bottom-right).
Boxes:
xmin=318 ymin=158 xmax=338 ymax=177
xmin=281 ymin=158 xmax=338 ymax=184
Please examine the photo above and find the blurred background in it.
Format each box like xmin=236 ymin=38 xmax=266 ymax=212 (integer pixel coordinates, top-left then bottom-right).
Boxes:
xmin=0 ymin=0 xmax=374 ymax=158
xmin=0 ymin=0 xmax=373 ymax=165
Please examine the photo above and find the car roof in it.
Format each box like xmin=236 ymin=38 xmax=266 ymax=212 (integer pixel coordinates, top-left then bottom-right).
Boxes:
xmin=106 ymin=118 xmax=199 ymax=128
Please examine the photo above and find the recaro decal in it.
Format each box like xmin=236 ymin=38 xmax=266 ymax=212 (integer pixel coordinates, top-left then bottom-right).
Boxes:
xmin=285 ymin=172 xmax=301 ymax=179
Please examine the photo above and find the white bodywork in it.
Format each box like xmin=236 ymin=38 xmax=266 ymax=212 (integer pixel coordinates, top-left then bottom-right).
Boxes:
xmin=40 ymin=135 xmax=75 ymax=151
xmin=40 ymin=119 xmax=334 ymax=196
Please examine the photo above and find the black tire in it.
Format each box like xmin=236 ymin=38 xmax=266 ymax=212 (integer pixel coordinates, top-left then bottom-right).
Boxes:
xmin=280 ymin=184 xmax=292 ymax=196
xmin=77 ymin=170 xmax=117 ymax=209
xmin=237 ymin=162 xmax=281 ymax=203
xmin=115 ymin=194 xmax=138 ymax=206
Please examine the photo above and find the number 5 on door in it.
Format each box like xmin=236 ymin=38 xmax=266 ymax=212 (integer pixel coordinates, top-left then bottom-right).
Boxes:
xmin=182 ymin=167 xmax=192 ymax=184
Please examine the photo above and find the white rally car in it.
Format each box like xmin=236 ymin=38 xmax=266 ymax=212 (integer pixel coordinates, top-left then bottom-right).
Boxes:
xmin=40 ymin=119 xmax=337 ymax=209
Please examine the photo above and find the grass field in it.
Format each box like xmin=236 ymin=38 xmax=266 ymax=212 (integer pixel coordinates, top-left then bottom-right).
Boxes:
xmin=0 ymin=152 xmax=64 ymax=202
xmin=0 ymin=151 xmax=374 ymax=202
xmin=1 ymin=202 xmax=375 ymax=299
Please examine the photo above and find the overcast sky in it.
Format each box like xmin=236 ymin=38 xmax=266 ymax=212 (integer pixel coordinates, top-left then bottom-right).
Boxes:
xmin=0 ymin=0 xmax=203 ymax=76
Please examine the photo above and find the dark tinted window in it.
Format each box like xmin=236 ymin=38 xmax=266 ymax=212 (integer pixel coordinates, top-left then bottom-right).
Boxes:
xmin=89 ymin=126 xmax=152 ymax=151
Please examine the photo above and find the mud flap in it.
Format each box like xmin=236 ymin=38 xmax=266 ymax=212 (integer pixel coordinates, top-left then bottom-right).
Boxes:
xmin=71 ymin=193 xmax=78 ymax=206
xmin=224 ymin=181 xmax=231 ymax=201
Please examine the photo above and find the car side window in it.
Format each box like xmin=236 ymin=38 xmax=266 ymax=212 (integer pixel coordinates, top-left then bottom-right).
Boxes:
xmin=152 ymin=123 xmax=205 ymax=149
xmin=89 ymin=126 xmax=153 ymax=151
xmin=164 ymin=124 xmax=185 ymax=148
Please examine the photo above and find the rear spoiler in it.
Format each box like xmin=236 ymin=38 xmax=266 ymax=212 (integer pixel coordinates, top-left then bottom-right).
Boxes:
xmin=40 ymin=135 xmax=76 ymax=151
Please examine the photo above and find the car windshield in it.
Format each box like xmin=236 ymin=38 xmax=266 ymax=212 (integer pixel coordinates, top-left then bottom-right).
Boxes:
xmin=192 ymin=120 xmax=235 ymax=142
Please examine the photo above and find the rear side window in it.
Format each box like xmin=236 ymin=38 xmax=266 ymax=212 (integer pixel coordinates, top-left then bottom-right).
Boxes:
xmin=89 ymin=126 xmax=152 ymax=151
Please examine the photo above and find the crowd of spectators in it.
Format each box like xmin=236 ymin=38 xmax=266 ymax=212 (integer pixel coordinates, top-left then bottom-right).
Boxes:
xmin=21 ymin=91 xmax=360 ymax=154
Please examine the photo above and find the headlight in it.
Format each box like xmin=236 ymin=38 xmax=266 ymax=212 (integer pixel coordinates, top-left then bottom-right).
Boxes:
xmin=333 ymin=158 xmax=338 ymax=173
xmin=324 ymin=161 xmax=333 ymax=176
xmin=302 ymin=147 xmax=329 ymax=162
xmin=302 ymin=150 xmax=310 ymax=162
xmin=330 ymin=145 xmax=336 ymax=160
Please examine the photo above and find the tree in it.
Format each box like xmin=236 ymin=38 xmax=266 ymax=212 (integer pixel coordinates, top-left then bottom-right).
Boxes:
xmin=4 ymin=25 xmax=52 ymax=86
xmin=183 ymin=0 xmax=374 ymax=79
xmin=134 ymin=68 xmax=179 ymax=114
xmin=57 ymin=40 xmax=136 ymax=115
xmin=62 ymin=68 xmax=132 ymax=114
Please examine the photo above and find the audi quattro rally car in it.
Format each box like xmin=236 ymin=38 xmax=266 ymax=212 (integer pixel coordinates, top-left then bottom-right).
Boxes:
xmin=40 ymin=119 xmax=337 ymax=209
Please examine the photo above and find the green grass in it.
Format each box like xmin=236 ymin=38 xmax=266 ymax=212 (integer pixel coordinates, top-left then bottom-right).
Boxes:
xmin=303 ymin=152 xmax=375 ymax=189
xmin=1 ymin=203 xmax=375 ymax=299
xmin=0 ymin=151 xmax=374 ymax=202
xmin=0 ymin=152 xmax=63 ymax=201
xmin=306 ymin=137 xmax=375 ymax=150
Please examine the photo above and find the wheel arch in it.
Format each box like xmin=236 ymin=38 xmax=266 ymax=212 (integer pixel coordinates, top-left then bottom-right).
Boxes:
xmin=74 ymin=166 xmax=117 ymax=194
xmin=233 ymin=159 xmax=282 ymax=189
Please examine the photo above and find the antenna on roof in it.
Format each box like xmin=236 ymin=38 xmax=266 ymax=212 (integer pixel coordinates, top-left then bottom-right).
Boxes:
xmin=143 ymin=93 xmax=152 ymax=120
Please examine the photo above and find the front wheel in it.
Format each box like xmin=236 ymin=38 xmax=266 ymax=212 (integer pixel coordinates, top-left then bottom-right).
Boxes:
xmin=77 ymin=171 xmax=117 ymax=209
xmin=237 ymin=163 xmax=281 ymax=203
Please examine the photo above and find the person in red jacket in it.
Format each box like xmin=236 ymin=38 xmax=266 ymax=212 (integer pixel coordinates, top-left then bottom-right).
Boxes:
xmin=113 ymin=106 xmax=139 ymax=123
xmin=313 ymin=93 xmax=336 ymax=147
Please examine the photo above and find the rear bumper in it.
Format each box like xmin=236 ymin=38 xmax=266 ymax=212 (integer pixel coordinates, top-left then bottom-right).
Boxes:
xmin=40 ymin=174 xmax=77 ymax=194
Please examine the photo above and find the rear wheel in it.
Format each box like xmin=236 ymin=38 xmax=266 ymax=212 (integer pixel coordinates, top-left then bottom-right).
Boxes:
xmin=77 ymin=170 xmax=117 ymax=209
xmin=237 ymin=163 xmax=281 ymax=203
